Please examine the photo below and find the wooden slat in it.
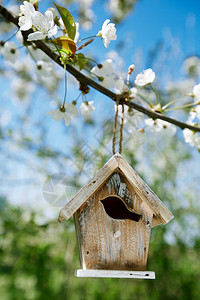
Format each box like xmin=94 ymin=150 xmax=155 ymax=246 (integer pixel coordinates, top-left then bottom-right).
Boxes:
xmin=59 ymin=156 xmax=118 ymax=220
xmin=115 ymin=154 xmax=174 ymax=225
xmin=75 ymin=269 xmax=155 ymax=279
xmin=76 ymin=172 xmax=153 ymax=271
xmin=59 ymin=153 xmax=174 ymax=225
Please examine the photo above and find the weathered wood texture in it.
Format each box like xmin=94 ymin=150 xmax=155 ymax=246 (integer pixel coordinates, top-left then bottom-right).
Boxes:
xmin=115 ymin=155 xmax=174 ymax=226
xmin=58 ymin=153 xmax=174 ymax=226
xmin=75 ymin=269 xmax=155 ymax=279
xmin=75 ymin=172 xmax=153 ymax=271
xmin=58 ymin=155 xmax=118 ymax=221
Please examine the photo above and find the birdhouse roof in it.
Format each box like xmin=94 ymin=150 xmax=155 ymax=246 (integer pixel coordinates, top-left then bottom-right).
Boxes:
xmin=58 ymin=153 xmax=174 ymax=226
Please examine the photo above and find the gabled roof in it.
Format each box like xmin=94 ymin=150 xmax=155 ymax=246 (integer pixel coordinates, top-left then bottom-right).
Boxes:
xmin=58 ymin=153 xmax=174 ymax=227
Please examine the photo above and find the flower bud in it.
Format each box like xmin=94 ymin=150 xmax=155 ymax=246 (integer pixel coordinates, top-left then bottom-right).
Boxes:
xmin=128 ymin=64 xmax=135 ymax=75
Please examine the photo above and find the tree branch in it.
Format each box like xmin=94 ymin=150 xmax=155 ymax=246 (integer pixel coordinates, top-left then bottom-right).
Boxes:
xmin=1 ymin=4 xmax=200 ymax=133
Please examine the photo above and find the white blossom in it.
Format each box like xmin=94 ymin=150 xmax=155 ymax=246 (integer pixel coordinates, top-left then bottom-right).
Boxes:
xmin=18 ymin=1 xmax=35 ymax=31
xmin=182 ymin=110 xmax=200 ymax=150
xmin=183 ymin=129 xmax=200 ymax=150
xmin=47 ymin=105 xmax=71 ymax=126
xmin=47 ymin=7 xmax=58 ymax=20
xmin=36 ymin=60 xmax=53 ymax=81
xmin=65 ymin=103 xmax=78 ymax=116
xmin=98 ymin=19 xmax=117 ymax=48
xmin=145 ymin=118 xmax=177 ymax=136
xmin=135 ymin=68 xmax=155 ymax=86
xmin=187 ymin=111 xmax=197 ymax=124
xmin=114 ymin=78 xmax=128 ymax=94
xmin=27 ymin=10 xmax=57 ymax=41
xmin=74 ymin=22 xmax=80 ymax=43
xmin=80 ymin=101 xmax=95 ymax=119
xmin=1 ymin=42 xmax=19 ymax=63
xmin=129 ymin=87 xmax=138 ymax=98
xmin=58 ymin=18 xmax=65 ymax=31
xmin=11 ymin=77 xmax=35 ymax=102
xmin=91 ymin=59 xmax=115 ymax=89
xmin=191 ymin=84 xmax=200 ymax=104
xmin=35 ymin=60 xmax=61 ymax=92
xmin=13 ymin=55 xmax=34 ymax=74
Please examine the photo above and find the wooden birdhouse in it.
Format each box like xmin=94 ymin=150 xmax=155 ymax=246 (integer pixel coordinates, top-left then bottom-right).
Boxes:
xmin=58 ymin=153 xmax=174 ymax=279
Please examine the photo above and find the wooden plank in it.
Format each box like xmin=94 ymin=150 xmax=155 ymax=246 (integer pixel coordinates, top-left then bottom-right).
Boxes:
xmin=115 ymin=154 xmax=174 ymax=225
xmin=76 ymin=172 xmax=153 ymax=271
xmin=73 ymin=212 xmax=83 ymax=268
xmin=58 ymin=156 xmax=119 ymax=220
xmin=75 ymin=269 xmax=155 ymax=279
xmin=58 ymin=152 xmax=174 ymax=225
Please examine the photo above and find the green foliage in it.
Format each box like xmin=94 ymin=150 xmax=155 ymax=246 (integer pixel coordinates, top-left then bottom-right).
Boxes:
xmin=54 ymin=3 xmax=76 ymax=40
xmin=0 ymin=197 xmax=200 ymax=300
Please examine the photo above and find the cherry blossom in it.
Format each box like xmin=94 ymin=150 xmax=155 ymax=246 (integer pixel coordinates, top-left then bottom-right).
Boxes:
xmin=47 ymin=106 xmax=71 ymax=126
xmin=145 ymin=118 xmax=177 ymax=136
xmin=183 ymin=129 xmax=200 ymax=150
xmin=1 ymin=41 xmax=19 ymax=63
xmin=18 ymin=1 xmax=35 ymax=31
xmin=36 ymin=60 xmax=54 ymax=82
xmin=191 ymin=84 xmax=200 ymax=104
xmin=114 ymin=78 xmax=128 ymax=94
xmin=27 ymin=10 xmax=57 ymax=41
xmin=74 ymin=23 xmax=80 ymax=43
xmin=80 ymin=101 xmax=95 ymax=119
xmin=182 ymin=110 xmax=200 ymax=150
xmin=129 ymin=87 xmax=138 ymax=98
xmin=135 ymin=68 xmax=155 ymax=86
xmin=65 ymin=103 xmax=78 ymax=116
xmin=97 ymin=19 xmax=117 ymax=48
xmin=47 ymin=7 xmax=59 ymax=21
xmin=91 ymin=59 xmax=115 ymax=89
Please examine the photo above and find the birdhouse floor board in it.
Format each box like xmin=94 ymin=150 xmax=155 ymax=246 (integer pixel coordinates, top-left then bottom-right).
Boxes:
xmin=75 ymin=269 xmax=155 ymax=279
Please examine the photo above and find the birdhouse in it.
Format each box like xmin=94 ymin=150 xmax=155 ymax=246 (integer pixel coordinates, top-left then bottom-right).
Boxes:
xmin=58 ymin=153 xmax=174 ymax=279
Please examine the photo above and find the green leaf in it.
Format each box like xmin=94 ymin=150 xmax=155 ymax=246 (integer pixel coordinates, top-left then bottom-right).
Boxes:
xmin=53 ymin=2 xmax=76 ymax=40
xmin=77 ymin=53 xmax=86 ymax=70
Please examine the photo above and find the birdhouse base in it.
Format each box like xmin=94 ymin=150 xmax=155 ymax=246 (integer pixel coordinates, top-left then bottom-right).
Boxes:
xmin=75 ymin=269 xmax=155 ymax=279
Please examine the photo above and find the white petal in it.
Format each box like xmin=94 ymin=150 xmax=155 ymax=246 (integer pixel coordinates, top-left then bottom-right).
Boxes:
xmin=47 ymin=110 xmax=64 ymax=121
xmin=102 ymin=19 xmax=110 ymax=30
xmin=18 ymin=16 xmax=32 ymax=31
xmin=63 ymin=113 xmax=71 ymax=126
xmin=47 ymin=25 xmax=57 ymax=38
xmin=27 ymin=31 xmax=47 ymax=41
xmin=32 ymin=11 xmax=47 ymax=31
xmin=65 ymin=103 xmax=78 ymax=116
xmin=44 ymin=10 xmax=54 ymax=29
xmin=47 ymin=7 xmax=58 ymax=20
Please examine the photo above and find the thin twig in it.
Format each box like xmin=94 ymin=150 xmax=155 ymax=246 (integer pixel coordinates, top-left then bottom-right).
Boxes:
xmin=1 ymin=4 xmax=200 ymax=133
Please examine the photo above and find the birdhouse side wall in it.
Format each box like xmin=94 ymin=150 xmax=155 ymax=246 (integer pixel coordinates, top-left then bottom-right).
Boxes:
xmin=74 ymin=172 xmax=153 ymax=271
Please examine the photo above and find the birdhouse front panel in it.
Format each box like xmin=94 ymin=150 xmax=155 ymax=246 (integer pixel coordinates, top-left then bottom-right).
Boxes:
xmin=74 ymin=172 xmax=154 ymax=271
